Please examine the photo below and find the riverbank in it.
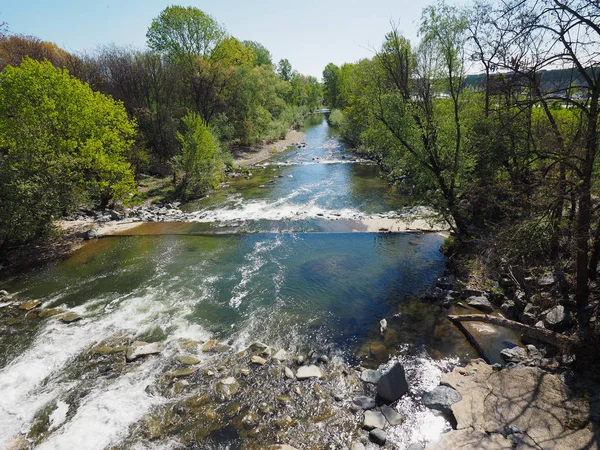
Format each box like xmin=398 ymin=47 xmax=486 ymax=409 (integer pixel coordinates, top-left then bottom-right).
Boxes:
xmin=230 ymin=129 xmax=307 ymax=168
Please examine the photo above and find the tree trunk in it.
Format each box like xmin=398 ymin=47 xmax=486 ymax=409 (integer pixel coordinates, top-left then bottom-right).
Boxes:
xmin=446 ymin=314 xmax=578 ymax=348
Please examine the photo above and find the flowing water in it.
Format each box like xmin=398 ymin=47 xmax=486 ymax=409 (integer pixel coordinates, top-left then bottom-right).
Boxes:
xmin=0 ymin=116 xmax=487 ymax=449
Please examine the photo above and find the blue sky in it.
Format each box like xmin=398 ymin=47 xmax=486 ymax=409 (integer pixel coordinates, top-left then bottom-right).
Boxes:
xmin=1 ymin=0 xmax=442 ymax=79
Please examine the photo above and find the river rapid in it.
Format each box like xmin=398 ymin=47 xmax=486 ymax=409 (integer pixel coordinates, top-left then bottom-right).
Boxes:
xmin=0 ymin=115 xmax=477 ymax=449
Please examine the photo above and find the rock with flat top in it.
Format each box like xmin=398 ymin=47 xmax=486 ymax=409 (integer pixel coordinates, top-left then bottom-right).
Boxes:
xmin=467 ymin=296 xmax=493 ymax=313
xmin=353 ymin=396 xmax=376 ymax=410
xmin=422 ymin=386 xmax=462 ymax=413
xmin=361 ymin=369 xmax=382 ymax=384
xmin=363 ymin=410 xmax=386 ymax=430
xmin=296 ymin=365 xmax=324 ymax=379
xmin=59 ymin=312 xmax=82 ymax=323
xmin=273 ymin=349 xmax=287 ymax=361
xmin=251 ymin=355 xmax=267 ymax=365
xmin=381 ymin=405 xmax=403 ymax=425
xmin=19 ymin=300 xmax=41 ymax=311
xmin=126 ymin=342 xmax=163 ymax=361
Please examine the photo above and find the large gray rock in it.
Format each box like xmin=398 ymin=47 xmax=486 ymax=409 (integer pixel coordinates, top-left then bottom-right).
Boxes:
xmin=363 ymin=410 xmax=386 ymax=430
xmin=377 ymin=363 xmax=409 ymax=404
xmin=542 ymin=305 xmax=571 ymax=330
xmin=369 ymin=428 xmax=387 ymax=445
xmin=501 ymin=300 xmax=517 ymax=319
xmin=353 ymin=396 xmax=376 ymax=410
xmin=422 ymin=386 xmax=462 ymax=413
xmin=521 ymin=303 xmax=540 ymax=325
xmin=500 ymin=346 xmax=527 ymax=363
xmin=381 ymin=405 xmax=403 ymax=425
xmin=296 ymin=365 xmax=324 ymax=380
xmin=467 ymin=296 xmax=494 ymax=313
xmin=361 ymin=369 xmax=382 ymax=384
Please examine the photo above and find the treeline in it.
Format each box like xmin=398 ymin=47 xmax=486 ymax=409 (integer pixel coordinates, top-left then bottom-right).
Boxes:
xmin=323 ymin=0 xmax=600 ymax=319
xmin=0 ymin=6 xmax=322 ymax=247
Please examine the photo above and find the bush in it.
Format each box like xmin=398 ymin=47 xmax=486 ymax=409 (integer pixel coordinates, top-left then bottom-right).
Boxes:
xmin=327 ymin=109 xmax=345 ymax=128
xmin=171 ymin=112 xmax=227 ymax=199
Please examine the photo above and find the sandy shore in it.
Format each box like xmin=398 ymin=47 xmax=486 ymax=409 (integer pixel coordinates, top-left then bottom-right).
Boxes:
xmin=231 ymin=129 xmax=306 ymax=168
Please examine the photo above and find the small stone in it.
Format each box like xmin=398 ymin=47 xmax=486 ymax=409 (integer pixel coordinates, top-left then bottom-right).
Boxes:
xmin=273 ymin=349 xmax=287 ymax=361
xmin=284 ymin=367 xmax=295 ymax=379
xmin=276 ymin=395 xmax=292 ymax=405
xmin=19 ymin=300 xmax=41 ymax=311
xmin=334 ymin=393 xmax=344 ymax=401
xmin=363 ymin=410 xmax=387 ymax=430
xmin=242 ymin=413 xmax=258 ymax=429
xmin=274 ymin=415 xmax=294 ymax=429
xmin=126 ymin=342 xmax=164 ymax=362
xmin=369 ymin=428 xmax=387 ymax=445
xmin=361 ymin=369 xmax=382 ymax=384
xmin=294 ymin=355 xmax=305 ymax=365
xmin=202 ymin=339 xmax=220 ymax=352
xmin=248 ymin=342 xmax=269 ymax=352
xmin=296 ymin=365 xmax=324 ymax=379
xmin=467 ymin=296 xmax=493 ymax=313
xmin=269 ymin=445 xmax=298 ymax=450
xmin=204 ymin=369 xmax=215 ymax=377
xmin=538 ymin=273 xmax=556 ymax=287
xmin=176 ymin=355 xmax=200 ymax=365
xmin=251 ymin=355 xmax=267 ymax=365
xmin=380 ymin=318 xmax=388 ymax=334
xmin=38 ymin=308 xmax=64 ymax=318
xmin=381 ymin=405 xmax=403 ymax=425
xmin=164 ymin=367 xmax=198 ymax=378
xmin=217 ymin=377 xmax=240 ymax=400
xmin=353 ymin=396 xmax=376 ymax=410
xmin=406 ymin=444 xmax=424 ymax=450
xmin=422 ymin=386 xmax=462 ymax=413
xmin=59 ymin=312 xmax=82 ymax=323
xmin=377 ymin=363 xmax=409 ymax=403
xmin=351 ymin=442 xmax=366 ymax=450
xmin=317 ymin=355 xmax=330 ymax=364
xmin=239 ymin=367 xmax=251 ymax=376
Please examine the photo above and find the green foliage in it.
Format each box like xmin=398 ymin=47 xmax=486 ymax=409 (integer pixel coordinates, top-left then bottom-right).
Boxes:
xmin=277 ymin=58 xmax=294 ymax=81
xmin=243 ymin=40 xmax=272 ymax=67
xmin=172 ymin=112 xmax=227 ymax=199
xmin=146 ymin=6 xmax=225 ymax=60
xmin=0 ymin=58 xmax=138 ymax=247
xmin=327 ymin=109 xmax=345 ymax=128
xmin=322 ymin=63 xmax=341 ymax=108
xmin=503 ymin=217 xmax=555 ymax=264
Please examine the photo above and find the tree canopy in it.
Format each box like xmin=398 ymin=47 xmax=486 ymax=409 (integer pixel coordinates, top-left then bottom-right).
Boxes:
xmin=0 ymin=58 xmax=137 ymax=246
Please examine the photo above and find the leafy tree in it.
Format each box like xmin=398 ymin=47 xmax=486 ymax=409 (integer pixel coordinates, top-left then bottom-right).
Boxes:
xmin=146 ymin=6 xmax=225 ymax=61
xmin=172 ymin=112 xmax=227 ymax=199
xmin=0 ymin=58 xmax=138 ymax=247
xmin=322 ymin=62 xmax=341 ymax=108
xmin=213 ymin=37 xmax=254 ymax=66
xmin=277 ymin=58 xmax=293 ymax=81
xmin=243 ymin=40 xmax=273 ymax=67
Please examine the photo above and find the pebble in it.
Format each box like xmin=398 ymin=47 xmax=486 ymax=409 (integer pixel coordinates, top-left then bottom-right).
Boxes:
xmin=369 ymin=428 xmax=387 ymax=445
xmin=296 ymin=365 xmax=324 ymax=379
xmin=251 ymin=355 xmax=267 ymax=365
xmin=284 ymin=367 xmax=295 ymax=379
xmin=363 ymin=410 xmax=386 ymax=430
xmin=353 ymin=396 xmax=376 ymax=410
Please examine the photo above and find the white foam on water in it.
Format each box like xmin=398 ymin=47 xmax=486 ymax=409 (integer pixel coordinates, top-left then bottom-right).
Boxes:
xmin=48 ymin=401 xmax=69 ymax=431
xmin=37 ymin=358 xmax=164 ymax=450
xmin=229 ymin=236 xmax=284 ymax=308
xmin=0 ymin=282 xmax=214 ymax=449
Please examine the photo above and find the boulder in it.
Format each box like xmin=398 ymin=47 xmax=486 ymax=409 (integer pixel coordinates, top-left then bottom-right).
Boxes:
xmin=363 ymin=410 xmax=386 ymax=430
xmin=542 ymin=305 xmax=571 ymax=330
xmin=369 ymin=428 xmax=387 ymax=445
xmin=467 ymin=296 xmax=494 ymax=313
xmin=422 ymin=386 xmax=462 ymax=413
xmin=521 ymin=303 xmax=540 ymax=325
xmin=538 ymin=273 xmax=556 ymax=287
xmin=500 ymin=346 xmax=527 ymax=363
xmin=361 ymin=369 xmax=382 ymax=384
xmin=381 ymin=405 xmax=403 ymax=425
xmin=500 ymin=300 xmax=517 ymax=319
xmin=126 ymin=342 xmax=163 ymax=362
xmin=296 ymin=365 xmax=324 ymax=380
xmin=377 ymin=363 xmax=409 ymax=403
xmin=353 ymin=396 xmax=376 ymax=410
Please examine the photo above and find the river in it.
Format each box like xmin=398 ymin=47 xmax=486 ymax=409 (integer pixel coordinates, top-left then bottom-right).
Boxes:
xmin=0 ymin=115 xmax=479 ymax=449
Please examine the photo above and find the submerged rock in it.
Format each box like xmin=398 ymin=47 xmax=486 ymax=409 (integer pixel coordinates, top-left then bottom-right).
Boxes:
xmin=422 ymin=386 xmax=462 ymax=413
xmin=369 ymin=428 xmax=387 ymax=445
xmin=126 ymin=341 xmax=164 ymax=362
xmin=363 ymin=410 xmax=386 ymax=430
xmin=381 ymin=405 xmax=403 ymax=425
xmin=59 ymin=312 xmax=82 ymax=323
xmin=353 ymin=396 xmax=376 ymax=410
xmin=19 ymin=300 xmax=41 ymax=311
xmin=296 ymin=365 xmax=324 ymax=380
xmin=251 ymin=355 xmax=267 ymax=365
xmin=176 ymin=355 xmax=200 ymax=365
xmin=377 ymin=363 xmax=409 ymax=403
xmin=164 ymin=367 xmax=198 ymax=378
